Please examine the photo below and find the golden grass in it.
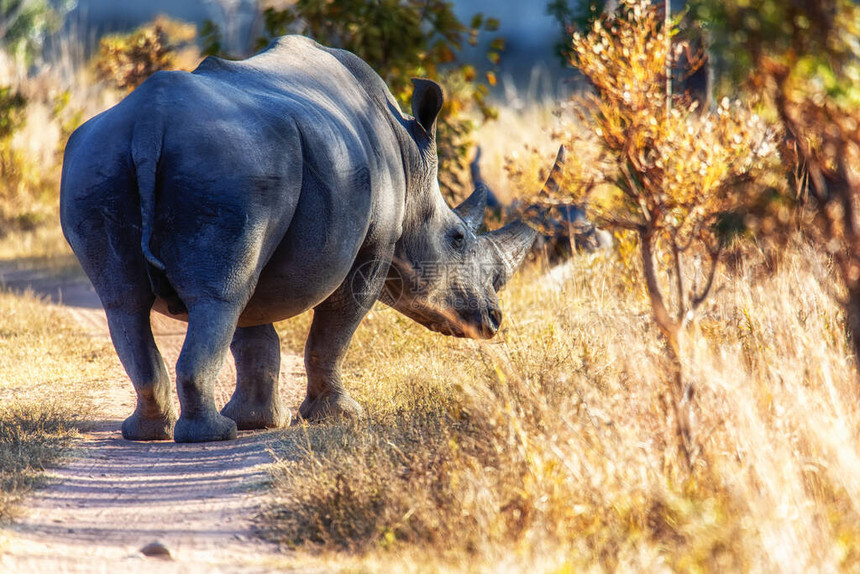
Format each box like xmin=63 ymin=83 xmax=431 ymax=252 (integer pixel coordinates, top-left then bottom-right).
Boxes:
xmin=263 ymin=242 xmax=860 ymax=572
xmin=0 ymin=289 xmax=117 ymax=521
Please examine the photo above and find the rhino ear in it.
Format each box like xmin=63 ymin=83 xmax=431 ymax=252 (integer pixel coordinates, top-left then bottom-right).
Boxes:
xmin=411 ymin=78 xmax=444 ymax=137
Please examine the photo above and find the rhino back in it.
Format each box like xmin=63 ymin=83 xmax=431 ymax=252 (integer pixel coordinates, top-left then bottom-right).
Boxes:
xmin=148 ymin=37 xmax=408 ymax=322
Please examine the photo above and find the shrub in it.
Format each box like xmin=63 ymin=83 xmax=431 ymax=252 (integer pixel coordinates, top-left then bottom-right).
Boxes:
xmin=93 ymin=16 xmax=197 ymax=92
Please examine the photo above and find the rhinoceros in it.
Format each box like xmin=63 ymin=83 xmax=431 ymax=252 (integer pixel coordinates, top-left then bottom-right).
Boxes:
xmin=470 ymin=146 xmax=611 ymax=258
xmin=60 ymin=35 xmax=563 ymax=443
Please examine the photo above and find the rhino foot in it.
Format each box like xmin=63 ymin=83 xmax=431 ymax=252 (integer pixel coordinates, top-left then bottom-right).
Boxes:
xmin=221 ymin=397 xmax=290 ymax=430
xmin=298 ymin=392 xmax=363 ymax=423
xmin=174 ymin=411 xmax=238 ymax=443
xmin=121 ymin=410 xmax=177 ymax=441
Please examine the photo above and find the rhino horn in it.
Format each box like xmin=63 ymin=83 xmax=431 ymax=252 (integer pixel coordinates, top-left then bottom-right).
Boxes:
xmin=454 ymin=184 xmax=489 ymax=232
xmin=485 ymin=220 xmax=539 ymax=289
xmin=484 ymin=144 xmax=569 ymax=289
xmin=539 ymin=144 xmax=567 ymax=197
xmin=470 ymin=145 xmax=484 ymax=187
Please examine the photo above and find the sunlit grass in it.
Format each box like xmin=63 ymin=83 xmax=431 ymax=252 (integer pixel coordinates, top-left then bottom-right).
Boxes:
xmin=0 ymin=289 xmax=117 ymax=521
xmin=263 ymin=242 xmax=860 ymax=572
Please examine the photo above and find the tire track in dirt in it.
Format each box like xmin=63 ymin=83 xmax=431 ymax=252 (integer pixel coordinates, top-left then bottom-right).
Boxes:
xmin=0 ymin=270 xmax=309 ymax=573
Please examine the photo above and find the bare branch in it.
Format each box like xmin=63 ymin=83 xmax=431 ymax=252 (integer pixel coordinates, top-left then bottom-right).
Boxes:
xmin=618 ymin=167 xmax=642 ymax=202
xmin=640 ymin=228 xmax=680 ymax=345
xmin=672 ymin=239 xmax=686 ymax=322
xmin=0 ymin=1 xmax=28 ymax=40
xmin=675 ymin=221 xmax=698 ymax=253
xmin=691 ymin=245 xmax=721 ymax=311
xmin=601 ymin=217 xmax=644 ymax=231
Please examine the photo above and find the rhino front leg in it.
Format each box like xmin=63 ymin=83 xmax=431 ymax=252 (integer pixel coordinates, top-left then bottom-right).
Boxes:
xmin=173 ymin=301 xmax=240 ymax=443
xmin=221 ymin=324 xmax=290 ymax=430
xmin=299 ymin=257 xmax=390 ymax=422
xmin=105 ymin=307 xmax=177 ymax=441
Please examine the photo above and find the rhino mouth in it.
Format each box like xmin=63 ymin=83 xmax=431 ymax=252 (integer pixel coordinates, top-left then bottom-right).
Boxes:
xmin=380 ymin=259 xmax=502 ymax=339
xmin=400 ymin=298 xmax=501 ymax=340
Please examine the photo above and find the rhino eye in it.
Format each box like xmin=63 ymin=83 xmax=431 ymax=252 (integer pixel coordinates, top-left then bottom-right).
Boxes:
xmin=448 ymin=228 xmax=466 ymax=252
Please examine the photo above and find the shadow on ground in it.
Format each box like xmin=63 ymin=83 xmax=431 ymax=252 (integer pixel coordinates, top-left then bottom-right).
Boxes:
xmin=0 ymin=256 xmax=99 ymax=309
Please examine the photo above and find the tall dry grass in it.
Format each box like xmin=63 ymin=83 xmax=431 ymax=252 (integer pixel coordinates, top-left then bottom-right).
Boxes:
xmin=0 ymin=289 xmax=118 ymax=522
xmin=262 ymin=241 xmax=860 ymax=572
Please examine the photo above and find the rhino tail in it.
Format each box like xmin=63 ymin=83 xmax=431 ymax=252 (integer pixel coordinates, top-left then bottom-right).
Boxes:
xmin=131 ymin=122 xmax=166 ymax=273
xmin=131 ymin=122 xmax=187 ymax=315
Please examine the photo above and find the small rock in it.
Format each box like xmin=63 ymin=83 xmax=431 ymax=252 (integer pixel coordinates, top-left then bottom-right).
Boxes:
xmin=140 ymin=540 xmax=173 ymax=560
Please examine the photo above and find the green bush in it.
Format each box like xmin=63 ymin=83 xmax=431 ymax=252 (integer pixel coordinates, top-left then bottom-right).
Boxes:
xmin=0 ymin=0 xmax=74 ymax=65
xmin=0 ymin=85 xmax=26 ymax=139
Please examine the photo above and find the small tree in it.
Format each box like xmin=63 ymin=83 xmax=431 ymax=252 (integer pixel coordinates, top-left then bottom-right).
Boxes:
xmin=538 ymin=0 xmax=771 ymax=466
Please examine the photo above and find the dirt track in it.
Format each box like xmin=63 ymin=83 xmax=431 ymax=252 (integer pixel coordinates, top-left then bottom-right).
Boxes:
xmin=0 ymin=269 xmax=309 ymax=573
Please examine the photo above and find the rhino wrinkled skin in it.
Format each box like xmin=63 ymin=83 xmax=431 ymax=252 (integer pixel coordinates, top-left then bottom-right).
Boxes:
xmin=60 ymin=36 xmax=550 ymax=443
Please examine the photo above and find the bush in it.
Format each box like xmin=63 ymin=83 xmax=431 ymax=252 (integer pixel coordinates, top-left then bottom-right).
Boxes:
xmin=93 ymin=16 xmax=197 ymax=92
xmin=0 ymin=86 xmax=26 ymax=139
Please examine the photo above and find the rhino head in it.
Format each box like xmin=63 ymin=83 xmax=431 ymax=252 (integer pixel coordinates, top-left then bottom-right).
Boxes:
xmin=382 ymin=79 xmax=566 ymax=339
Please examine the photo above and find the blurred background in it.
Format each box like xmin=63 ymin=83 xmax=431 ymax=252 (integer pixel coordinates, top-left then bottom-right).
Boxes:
xmin=64 ymin=0 xmax=569 ymax=99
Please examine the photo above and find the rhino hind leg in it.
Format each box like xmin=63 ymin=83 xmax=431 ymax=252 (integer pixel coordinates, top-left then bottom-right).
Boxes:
xmin=105 ymin=308 xmax=177 ymax=441
xmin=221 ymin=324 xmax=290 ymax=430
xmin=173 ymin=300 xmax=240 ymax=443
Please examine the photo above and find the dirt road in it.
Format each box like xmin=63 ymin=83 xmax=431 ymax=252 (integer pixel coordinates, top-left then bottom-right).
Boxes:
xmin=0 ymin=268 xmax=309 ymax=573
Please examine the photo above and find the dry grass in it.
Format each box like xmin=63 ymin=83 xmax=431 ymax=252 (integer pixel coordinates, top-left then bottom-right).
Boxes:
xmin=262 ymin=240 xmax=860 ymax=572
xmin=0 ymin=289 xmax=117 ymax=521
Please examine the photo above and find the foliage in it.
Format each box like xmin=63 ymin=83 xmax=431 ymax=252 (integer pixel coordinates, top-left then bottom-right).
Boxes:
xmin=93 ymin=16 xmax=196 ymax=92
xmin=546 ymin=0 xmax=611 ymax=65
xmin=0 ymin=86 xmax=36 ymax=234
xmin=199 ymin=18 xmax=223 ymax=59
xmin=0 ymin=0 xmax=74 ymax=65
xmin=0 ymin=84 xmax=25 ymax=138
xmin=689 ymin=0 xmax=860 ymax=95
xmin=0 ymin=84 xmax=84 ymax=237
xmin=255 ymin=0 xmax=503 ymax=202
